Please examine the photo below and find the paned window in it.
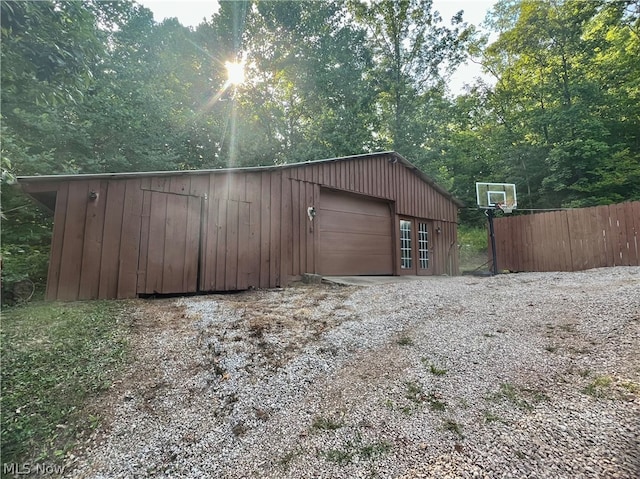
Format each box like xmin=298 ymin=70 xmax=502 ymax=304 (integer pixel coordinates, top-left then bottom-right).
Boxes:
xmin=400 ymin=220 xmax=412 ymax=269
xmin=418 ymin=223 xmax=429 ymax=269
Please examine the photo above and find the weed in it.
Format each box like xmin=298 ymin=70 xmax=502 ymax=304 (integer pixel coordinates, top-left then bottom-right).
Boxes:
xmin=1 ymin=301 xmax=130 ymax=466
xmin=421 ymin=358 xmax=447 ymax=376
xmin=426 ymin=393 xmax=447 ymax=412
xmin=483 ymin=410 xmax=501 ymax=423
xmin=487 ymin=383 xmax=534 ymax=411
xmin=324 ymin=448 xmax=353 ymax=465
xmin=405 ymin=381 xmax=424 ymax=402
xmin=359 ymin=440 xmax=392 ymax=459
xmin=279 ymin=447 xmax=305 ymax=470
xmin=321 ymin=432 xmax=392 ymax=465
xmin=442 ymin=419 xmax=464 ymax=438
xmin=397 ymin=336 xmax=414 ymax=346
xmin=582 ymin=375 xmax=613 ymax=398
xmin=620 ymin=381 xmax=639 ymax=394
xmin=400 ymin=405 xmax=413 ymax=415
xmin=312 ymin=415 xmax=344 ymax=431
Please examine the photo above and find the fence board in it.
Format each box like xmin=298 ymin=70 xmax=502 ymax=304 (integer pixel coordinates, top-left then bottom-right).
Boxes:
xmin=493 ymin=201 xmax=640 ymax=272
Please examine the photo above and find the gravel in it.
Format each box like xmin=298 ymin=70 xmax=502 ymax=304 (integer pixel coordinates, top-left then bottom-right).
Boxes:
xmin=66 ymin=267 xmax=640 ymax=478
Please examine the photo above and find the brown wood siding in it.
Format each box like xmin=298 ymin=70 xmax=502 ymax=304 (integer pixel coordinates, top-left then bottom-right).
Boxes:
xmin=45 ymin=183 xmax=68 ymax=300
xmin=36 ymin=152 xmax=459 ymax=300
xmin=286 ymin=154 xmax=458 ymax=276
xmin=492 ymin=201 xmax=640 ymax=272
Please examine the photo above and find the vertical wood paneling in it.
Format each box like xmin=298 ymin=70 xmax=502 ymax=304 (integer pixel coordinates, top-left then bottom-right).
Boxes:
xmin=203 ymin=197 xmax=219 ymax=291
xmin=144 ymin=191 xmax=167 ymax=294
xmin=237 ymin=201 xmax=250 ymax=290
xmin=228 ymin=173 xmax=245 ymax=201
xmin=291 ymin=180 xmax=300 ymax=275
xmin=183 ymin=196 xmax=201 ymax=292
xmin=259 ymin=172 xmax=271 ymax=288
xmin=189 ymin=175 xmax=209 ymax=290
xmin=137 ymin=190 xmax=152 ymax=293
xmin=270 ymin=171 xmax=282 ymax=286
xmin=117 ymin=179 xmax=143 ymax=299
xmin=74 ymin=180 xmax=105 ymax=300
xmin=151 ymin=176 xmax=169 ymax=192
xmin=245 ymin=173 xmax=261 ymax=288
xmin=617 ymin=203 xmax=630 ymax=265
xmin=215 ymin=197 xmax=228 ymax=290
xmin=98 ymin=181 xmax=126 ymax=298
xmin=598 ymin=205 xmax=613 ymax=269
xmin=280 ymin=174 xmax=292 ymax=284
xmin=169 ymin=176 xmax=189 ymax=195
xmin=163 ymin=195 xmax=188 ymax=292
xmin=305 ymin=182 xmax=315 ymax=272
xmin=57 ymin=182 xmax=89 ymax=301
xmin=225 ymin=199 xmax=239 ymax=290
xmin=46 ymin=183 xmax=68 ymax=300
xmin=629 ymin=201 xmax=640 ymax=264
xmin=494 ymin=201 xmax=640 ymax=272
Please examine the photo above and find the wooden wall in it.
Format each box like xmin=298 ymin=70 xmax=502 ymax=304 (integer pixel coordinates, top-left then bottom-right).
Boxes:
xmin=492 ymin=201 xmax=640 ymax=272
xmin=27 ymin=153 xmax=459 ymax=300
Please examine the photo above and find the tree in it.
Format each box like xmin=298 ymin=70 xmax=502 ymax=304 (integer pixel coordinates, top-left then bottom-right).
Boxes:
xmin=349 ymin=0 xmax=473 ymax=159
xmin=479 ymin=0 xmax=640 ymax=207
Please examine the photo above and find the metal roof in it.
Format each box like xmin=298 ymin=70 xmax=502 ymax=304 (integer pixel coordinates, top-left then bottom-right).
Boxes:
xmin=17 ymin=151 xmax=463 ymax=207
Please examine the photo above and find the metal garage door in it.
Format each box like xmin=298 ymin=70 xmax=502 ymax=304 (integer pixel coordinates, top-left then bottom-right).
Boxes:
xmin=318 ymin=190 xmax=393 ymax=275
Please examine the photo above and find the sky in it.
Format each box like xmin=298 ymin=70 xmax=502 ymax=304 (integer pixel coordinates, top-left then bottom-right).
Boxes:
xmin=137 ymin=0 xmax=497 ymax=93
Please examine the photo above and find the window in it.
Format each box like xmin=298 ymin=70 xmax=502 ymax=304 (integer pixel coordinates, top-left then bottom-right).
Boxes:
xmin=418 ymin=223 xmax=429 ymax=269
xmin=400 ymin=220 xmax=412 ymax=269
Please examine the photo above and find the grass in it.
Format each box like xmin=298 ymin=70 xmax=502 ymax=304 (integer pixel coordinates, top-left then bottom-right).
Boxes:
xmin=486 ymin=382 xmax=549 ymax=413
xmin=421 ymin=358 xmax=448 ymax=376
xmin=278 ymin=447 xmax=305 ymax=470
xmin=1 ymin=300 xmax=131 ymax=467
xmin=321 ymin=432 xmax=391 ymax=465
xmin=311 ymin=415 xmax=344 ymax=431
xmin=582 ymin=375 xmax=613 ymax=398
xmin=483 ymin=410 xmax=502 ymax=423
xmin=396 ymin=336 xmax=414 ymax=346
xmin=442 ymin=419 xmax=464 ymax=438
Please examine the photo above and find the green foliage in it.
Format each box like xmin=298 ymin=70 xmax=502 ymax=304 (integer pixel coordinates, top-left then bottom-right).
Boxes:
xmin=1 ymin=301 xmax=130 ymax=465
xmin=311 ymin=415 xmax=344 ymax=431
xmin=321 ymin=431 xmax=391 ymax=465
xmin=1 ymin=186 xmax=52 ymax=303
xmin=458 ymin=226 xmax=487 ymax=253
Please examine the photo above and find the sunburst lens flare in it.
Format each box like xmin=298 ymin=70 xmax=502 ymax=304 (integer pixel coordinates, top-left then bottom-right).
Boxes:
xmin=225 ymin=61 xmax=245 ymax=86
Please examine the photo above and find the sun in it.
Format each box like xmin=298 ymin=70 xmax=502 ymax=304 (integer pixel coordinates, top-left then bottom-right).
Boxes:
xmin=225 ymin=61 xmax=245 ymax=86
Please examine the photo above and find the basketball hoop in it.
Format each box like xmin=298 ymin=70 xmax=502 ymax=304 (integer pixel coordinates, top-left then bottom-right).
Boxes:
xmin=496 ymin=203 xmax=515 ymax=214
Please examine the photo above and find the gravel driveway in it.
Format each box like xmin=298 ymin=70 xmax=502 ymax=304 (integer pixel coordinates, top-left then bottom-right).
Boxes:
xmin=68 ymin=267 xmax=639 ymax=478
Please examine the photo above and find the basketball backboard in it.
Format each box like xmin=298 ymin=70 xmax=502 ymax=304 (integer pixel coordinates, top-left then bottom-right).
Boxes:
xmin=476 ymin=182 xmax=517 ymax=211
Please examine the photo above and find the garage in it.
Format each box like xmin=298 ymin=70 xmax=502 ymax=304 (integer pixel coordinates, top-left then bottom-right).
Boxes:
xmin=18 ymin=152 xmax=462 ymax=300
xmin=318 ymin=189 xmax=393 ymax=275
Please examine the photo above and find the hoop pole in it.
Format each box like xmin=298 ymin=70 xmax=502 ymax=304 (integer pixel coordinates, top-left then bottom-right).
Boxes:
xmin=487 ymin=208 xmax=498 ymax=275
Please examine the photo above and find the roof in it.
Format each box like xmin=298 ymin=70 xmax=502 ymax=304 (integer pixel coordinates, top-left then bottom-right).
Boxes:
xmin=17 ymin=151 xmax=464 ymax=208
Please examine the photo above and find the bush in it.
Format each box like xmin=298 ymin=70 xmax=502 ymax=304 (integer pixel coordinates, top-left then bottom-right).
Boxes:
xmin=458 ymin=225 xmax=488 ymax=271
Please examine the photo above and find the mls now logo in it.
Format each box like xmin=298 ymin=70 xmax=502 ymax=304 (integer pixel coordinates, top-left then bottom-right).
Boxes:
xmin=3 ymin=463 xmax=65 ymax=475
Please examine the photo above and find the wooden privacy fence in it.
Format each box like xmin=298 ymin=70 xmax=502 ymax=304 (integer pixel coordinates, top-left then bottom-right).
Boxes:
xmin=492 ymin=201 xmax=640 ymax=272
